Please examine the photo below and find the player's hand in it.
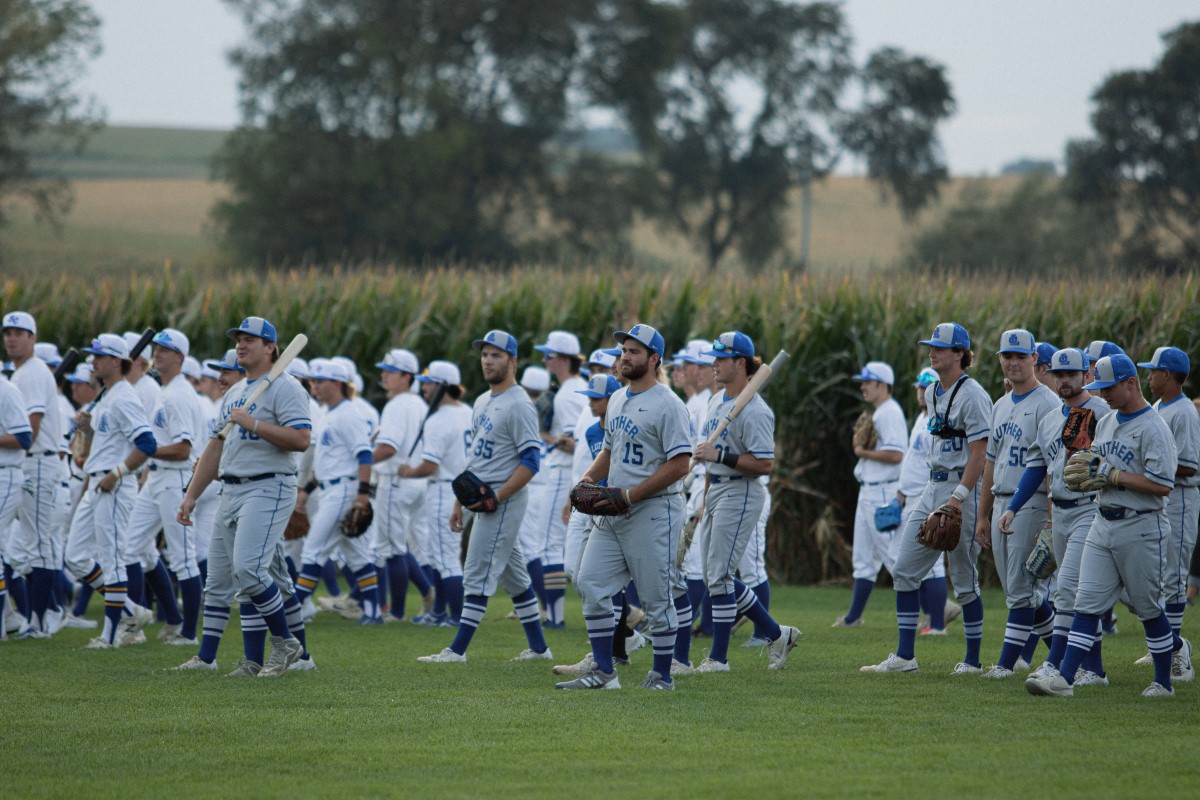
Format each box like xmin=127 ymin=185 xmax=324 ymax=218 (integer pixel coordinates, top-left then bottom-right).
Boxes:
xmin=561 ymin=499 xmax=572 ymax=525
xmin=295 ymin=491 xmax=308 ymax=515
xmin=228 ymin=408 xmax=256 ymax=431
xmin=853 ymin=445 xmax=867 ymax=458
xmin=449 ymin=503 xmax=464 ymax=532
xmin=96 ymin=470 xmax=118 ymax=493
xmin=694 ymin=442 xmax=719 ymax=462
xmin=998 ymin=509 xmax=1015 ymax=535
xmin=974 ymin=517 xmax=991 ymax=549
xmin=177 ymin=496 xmax=196 ymax=527
xmin=74 ymin=410 xmax=92 ymax=433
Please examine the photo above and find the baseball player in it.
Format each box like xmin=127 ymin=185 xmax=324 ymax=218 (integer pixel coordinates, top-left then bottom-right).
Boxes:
xmin=124 ymin=330 xmax=207 ymax=645
xmin=973 ymin=330 xmax=1061 ymax=678
xmin=834 ymin=361 xmax=907 ymax=627
xmin=862 ymin=322 xmax=992 ymax=675
xmin=61 ymin=363 xmax=101 ymax=628
xmin=63 ymin=333 xmax=158 ymax=648
xmin=1034 ymin=342 xmax=1058 ymax=388
xmin=417 ymin=329 xmax=551 ymax=664
xmin=0 ymin=370 xmax=33 ymax=639
xmin=685 ymin=331 xmax=799 ymax=674
xmin=679 ymin=339 xmax=715 ymax=637
xmin=123 ymin=331 xmax=161 ymax=416
xmin=177 ymin=317 xmax=311 ymax=677
xmin=516 ymin=365 xmax=551 ymax=619
xmin=556 ymin=323 xmax=694 ymax=690
xmin=531 ymin=331 xmax=587 ymax=627
xmin=401 ymin=360 xmax=474 ymax=625
xmin=368 ymin=349 xmax=427 ymax=622
xmin=1026 ymin=354 xmax=1191 ymax=697
xmin=2 ymin=311 xmax=64 ymax=638
xmin=1136 ymin=347 xmax=1199 ymax=653
xmin=563 ymin=349 xmax=618 ymax=581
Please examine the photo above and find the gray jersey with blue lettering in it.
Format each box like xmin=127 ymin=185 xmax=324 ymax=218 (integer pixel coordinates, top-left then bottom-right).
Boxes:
xmin=603 ymin=383 xmax=692 ymax=492
xmin=924 ymin=375 xmax=993 ymax=473
xmin=1092 ymin=405 xmax=1176 ymax=512
xmin=1026 ymin=395 xmax=1112 ymax=500
xmin=466 ymin=384 xmax=541 ymax=487
xmin=216 ymin=373 xmax=312 ymax=477
xmin=701 ymin=392 xmax=775 ymax=478
xmin=986 ymin=383 xmax=1059 ymax=494
xmin=1155 ymin=395 xmax=1200 ymax=488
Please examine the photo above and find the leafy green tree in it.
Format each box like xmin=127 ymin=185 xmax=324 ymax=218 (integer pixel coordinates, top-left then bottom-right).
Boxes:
xmin=1065 ymin=21 xmax=1200 ymax=272
xmin=0 ymin=0 xmax=101 ymax=231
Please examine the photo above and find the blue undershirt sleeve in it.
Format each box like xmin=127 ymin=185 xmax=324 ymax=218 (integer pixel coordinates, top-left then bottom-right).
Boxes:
xmin=134 ymin=431 xmax=158 ymax=457
xmin=519 ymin=446 xmax=541 ymax=476
xmin=1007 ymin=465 xmax=1047 ymax=513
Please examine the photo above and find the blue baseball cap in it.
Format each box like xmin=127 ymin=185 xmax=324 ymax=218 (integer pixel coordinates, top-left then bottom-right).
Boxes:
xmin=83 ymin=333 xmax=131 ymax=361
xmin=1138 ymin=346 xmax=1190 ymax=374
xmin=215 ymin=348 xmax=244 ymax=372
xmin=152 ymin=328 xmax=190 ymax=357
xmin=226 ymin=316 xmax=278 ymax=344
xmin=853 ymin=361 xmax=895 ymax=385
xmin=577 ymin=373 xmax=621 ymax=399
xmin=472 ymin=329 xmax=518 ymax=357
xmin=996 ymin=329 xmax=1036 ymax=355
xmin=919 ymin=322 xmax=970 ymax=350
xmin=1084 ymin=354 xmax=1138 ymax=390
xmin=913 ymin=367 xmax=938 ymax=387
xmin=1047 ymin=348 xmax=1088 ymax=373
xmin=704 ymin=331 xmax=755 ymax=359
xmin=1035 ymin=342 xmax=1057 ymax=366
xmin=614 ymin=324 xmax=665 ymax=358
xmin=1083 ymin=340 xmax=1124 ymax=364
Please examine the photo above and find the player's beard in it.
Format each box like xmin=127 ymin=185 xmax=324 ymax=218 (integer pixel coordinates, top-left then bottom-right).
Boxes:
xmin=620 ymin=359 xmax=648 ymax=382
xmin=1058 ymin=382 xmax=1081 ymax=401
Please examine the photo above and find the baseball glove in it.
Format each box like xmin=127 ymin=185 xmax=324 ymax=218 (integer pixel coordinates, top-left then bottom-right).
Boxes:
xmin=340 ymin=501 xmax=373 ymax=538
xmin=570 ymin=482 xmax=631 ymax=517
xmin=916 ymin=503 xmax=962 ymax=551
xmin=1024 ymin=522 xmax=1056 ymax=580
xmin=852 ymin=410 xmax=877 ymax=450
xmin=283 ymin=509 xmax=309 ymax=541
xmin=1061 ymin=406 xmax=1097 ymax=455
xmin=451 ymin=469 xmax=498 ymax=513
xmin=1063 ymin=449 xmax=1120 ymax=493
xmin=874 ymin=499 xmax=902 ymax=532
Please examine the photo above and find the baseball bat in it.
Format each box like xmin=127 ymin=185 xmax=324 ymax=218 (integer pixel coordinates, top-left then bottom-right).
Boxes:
xmin=216 ymin=333 xmax=308 ymax=441
xmin=406 ymin=382 xmax=448 ymax=459
xmin=82 ymin=327 xmax=156 ymax=411
xmin=54 ymin=348 xmax=80 ymax=385
xmin=682 ymin=350 xmax=790 ymax=491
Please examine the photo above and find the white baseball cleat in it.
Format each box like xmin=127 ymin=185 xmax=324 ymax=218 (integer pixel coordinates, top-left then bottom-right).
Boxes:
xmin=742 ymin=635 xmax=768 ymax=647
xmin=417 ymin=648 xmax=467 ymax=664
xmin=162 ymin=635 xmax=200 ymax=647
xmin=225 ymin=659 xmax=262 ymax=677
xmin=1172 ymin=638 xmax=1193 ymax=682
xmin=1025 ymin=667 xmax=1073 ymax=697
xmin=85 ymin=636 xmax=118 ymax=649
xmin=1073 ymin=669 xmax=1109 ymax=687
xmin=695 ymin=657 xmax=731 ymax=673
xmin=512 ymin=648 xmax=553 ymax=661
xmin=120 ymin=604 xmax=154 ymax=636
xmin=626 ymin=629 xmax=647 ymax=654
xmin=552 ymin=652 xmax=595 ymax=675
xmin=62 ymin=613 xmax=97 ymax=630
xmin=1133 ymin=651 xmax=1153 ymax=666
xmin=767 ymin=626 xmax=801 ymax=670
xmin=173 ymin=656 xmax=218 ymax=672
xmin=1013 ymin=657 xmax=1031 ymax=671
xmin=118 ymin=630 xmax=147 ymax=646
xmin=258 ymin=635 xmax=303 ymax=677
xmin=670 ymin=658 xmax=696 ymax=676
xmin=301 ymin=597 xmax=317 ymax=623
xmin=949 ymin=662 xmax=982 ymax=675
xmin=831 ymin=615 xmax=863 ymax=628
xmin=288 ymin=655 xmax=317 ymax=672
xmin=46 ymin=608 xmax=65 ymax=635
xmin=944 ymin=601 xmax=963 ymax=624
xmin=555 ymin=666 xmax=620 ymax=690
xmin=861 ymin=653 xmax=918 ymax=673
xmin=157 ymin=623 xmax=182 ymax=641
xmin=1029 ymin=662 xmax=1055 ymax=680
xmin=1141 ymin=681 xmax=1175 ymax=698
xmin=919 ymin=626 xmax=947 ymax=637
xmin=981 ymin=665 xmax=1014 ymax=679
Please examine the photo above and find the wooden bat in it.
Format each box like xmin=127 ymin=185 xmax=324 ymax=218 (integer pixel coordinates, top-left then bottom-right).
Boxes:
xmin=54 ymin=348 xmax=79 ymax=385
xmin=216 ymin=334 xmax=308 ymax=441
xmin=682 ymin=350 xmax=790 ymax=491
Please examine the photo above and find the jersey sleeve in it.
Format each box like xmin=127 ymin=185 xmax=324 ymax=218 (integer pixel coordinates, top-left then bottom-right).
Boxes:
xmin=510 ymin=395 xmax=542 ymax=455
xmin=874 ymin=403 xmax=907 ymax=454
xmin=1024 ymin=413 xmax=1051 ymax=468
xmin=116 ymin=389 xmax=153 ymax=442
xmin=14 ymin=366 xmax=53 ymax=416
xmin=660 ymin=394 xmax=693 ymax=460
xmin=164 ymin=396 xmax=193 ymax=445
xmin=275 ymin=379 xmax=313 ymax=430
xmin=0 ymin=387 xmax=32 ymax=436
xmin=1143 ymin=418 xmax=1178 ymax=488
xmin=740 ymin=401 xmax=776 ymax=459
xmin=375 ymin=401 xmax=404 ymax=451
xmin=1173 ymin=404 xmax=1200 ymax=472
xmin=420 ymin=416 xmax=450 ymax=465
xmin=964 ymin=385 xmax=994 ymax=444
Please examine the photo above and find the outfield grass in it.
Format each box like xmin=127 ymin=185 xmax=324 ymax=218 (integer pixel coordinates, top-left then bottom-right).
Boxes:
xmin=2 ymin=585 xmax=1195 ymax=799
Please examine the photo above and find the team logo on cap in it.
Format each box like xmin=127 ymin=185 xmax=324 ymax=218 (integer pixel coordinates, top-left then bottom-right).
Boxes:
xmin=6 ymin=315 xmax=18 ymax=326
xmin=1008 ymin=333 xmax=1019 ymax=346
xmin=1058 ymin=353 xmax=1070 ymax=365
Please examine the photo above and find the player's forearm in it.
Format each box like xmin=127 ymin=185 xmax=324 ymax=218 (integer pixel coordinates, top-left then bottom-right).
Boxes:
xmin=28 ymin=412 xmax=43 ymax=441
xmin=184 ymin=441 xmax=222 ymax=501
xmin=403 ymin=460 xmax=438 ymax=478
xmin=153 ymin=442 xmax=192 ymax=461
xmin=958 ymin=440 xmax=988 ymax=500
xmin=729 ymin=454 xmax=773 ymax=476
xmin=580 ymin=449 xmax=611 ymax=485
xmin=497 ymin=465 xmax=534 ymax=503
xmin=1116 ymin=472 xmax=1173 ymax=497
xmin=372 ymin=443 xmax=397 ymax=463
xmin=862 ymin=449 xmax=904 ymax=464
xmin=976 ymin=460 xmax=996 ymax=516
xmin=630 ymin=453 xmax=691 ymax=503
xmin=1177 ymin=466 xmax=1197 ymax=479
xmin=121 ymin=449 xmax=150 ymax=474
xmin=0 ymin=434 xmax=25 ymax=449
xmin=357 ymin=463 xmax=372 ymax=484
xmin=257 ymin=423 xmax=310 ymax=452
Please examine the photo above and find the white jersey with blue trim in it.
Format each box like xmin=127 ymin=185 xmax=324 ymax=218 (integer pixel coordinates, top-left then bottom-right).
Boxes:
xmin=466 ymin=384 xmax=541 ymax=487
xmin=1092 ymin=405 xmax=1177 ymax=512
xmin=686 ymin=388 xmax=711 ymax=486
xmin=83 ymin=380 xmax=152 ymax=474
xmin=545 ymin=375 xmax=587 ymax=468
xmin=11 ymin=356 xmax=61 ymax=454
xmin=986 ymin=383 xmax=1059 ymax=494
xmin=854 ymin=398 xmax=906 ymax=483
xmin=313 ymin=399 xmax=372 ymax=481
xmin=0 ymin=376 xmax=33 ymax=468
xmin=570 ymin=405 xmax=598 ymax=482
xmin=375 ymin=392 xmax=427 ymax=475
xmin=700 ymin=391 xmax=774 ymax=478
xmin=897 ymin=410 xmax=930 ymax=500
xmin=351 ymin=396 xmax=381 ymax=437
xmin=56 ymin=394 xmax=74 ymax=456
xmin=149 ymin=374 xmax=206 ymax=469
xmin=215 ymin=373 xmax=312 ymax=477
xmin=1026 ymin=395 xmax=1112 ymax=500
xmin=604 ymin=382 xmax=692 ymax=492
xmin=1155 ymin=394 xmax=1200 ymax=488
xmin=134 ymin=374 xmax=160 ymax=417
xmin=419 ymin=402 xmax=473 ymax=480
xmin=923 ymin=374 xmax=992 ymax=473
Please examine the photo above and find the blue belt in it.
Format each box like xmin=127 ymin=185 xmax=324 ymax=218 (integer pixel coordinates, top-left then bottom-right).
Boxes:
xmin=1098 ymin=507 xmax=1151 ymax=521
xmin=221 ymin=472 xmax=292 ymax=485
xmin=710 ymin=475 xmax=745 ymax=484
xmin=1053 ymin=497 xmax=1093 ymax=509
xmin=930 ymin=470 xmax=965 ymax=482
xmin=26 ymin=450 xmax=55 ymax=458
xmin=318 ymin=476 xmax=355 ymax=490
xmin=860 ymin=478 xmax=895 ymax=487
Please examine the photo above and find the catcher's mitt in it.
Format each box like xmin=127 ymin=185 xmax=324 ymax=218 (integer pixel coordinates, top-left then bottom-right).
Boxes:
xmin=1063 ymin=449 xmax=1120 ymax=493
xmin=874 ymin=499 xmax=902 ymax=532
xmin=283 ymin=509 xmax=309 ymax=540
xmin=340 ymin=501 xmax=373 ymax=538
xmin=452 ymin=469 xmax=498 ymax=513
xmin=852 ymin=410 xmax=877 ymax=450
xmin=1024 ymin=522 xmax=1056 ymax=580
xmin=1061 ymin=406 xmax=1097 ymax=455
xmin=570 ymin=481 xmax=631 ymax=517
xmin=916 ymin=503 xmax=962 ymax=551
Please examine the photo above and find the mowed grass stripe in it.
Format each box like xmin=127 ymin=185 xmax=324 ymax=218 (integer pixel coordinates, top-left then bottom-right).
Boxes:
xmin=3 ymin=585 xmax=1195 ymax=799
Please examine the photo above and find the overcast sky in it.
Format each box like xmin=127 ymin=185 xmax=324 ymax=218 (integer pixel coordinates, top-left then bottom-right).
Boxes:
xmin=79 ymin=0 xmax=1197 ymax=175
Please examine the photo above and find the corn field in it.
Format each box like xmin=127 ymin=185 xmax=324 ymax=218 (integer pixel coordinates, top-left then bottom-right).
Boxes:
xmin=6 ymin=265 xmax=1200 ymax=583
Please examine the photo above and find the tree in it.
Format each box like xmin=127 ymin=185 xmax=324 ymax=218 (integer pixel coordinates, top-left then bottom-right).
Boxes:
xmin=0 ymin=0 xmax=101 ymax=231
xmin=1065 ymin=21 xmax=1200 ymax=272
xmin=596 ymin=0 xmax=954 ymax=271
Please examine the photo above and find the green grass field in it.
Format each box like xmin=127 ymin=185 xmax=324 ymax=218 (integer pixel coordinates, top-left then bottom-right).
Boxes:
xmin=3 ymin=585 xmax=1195 ymax=799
